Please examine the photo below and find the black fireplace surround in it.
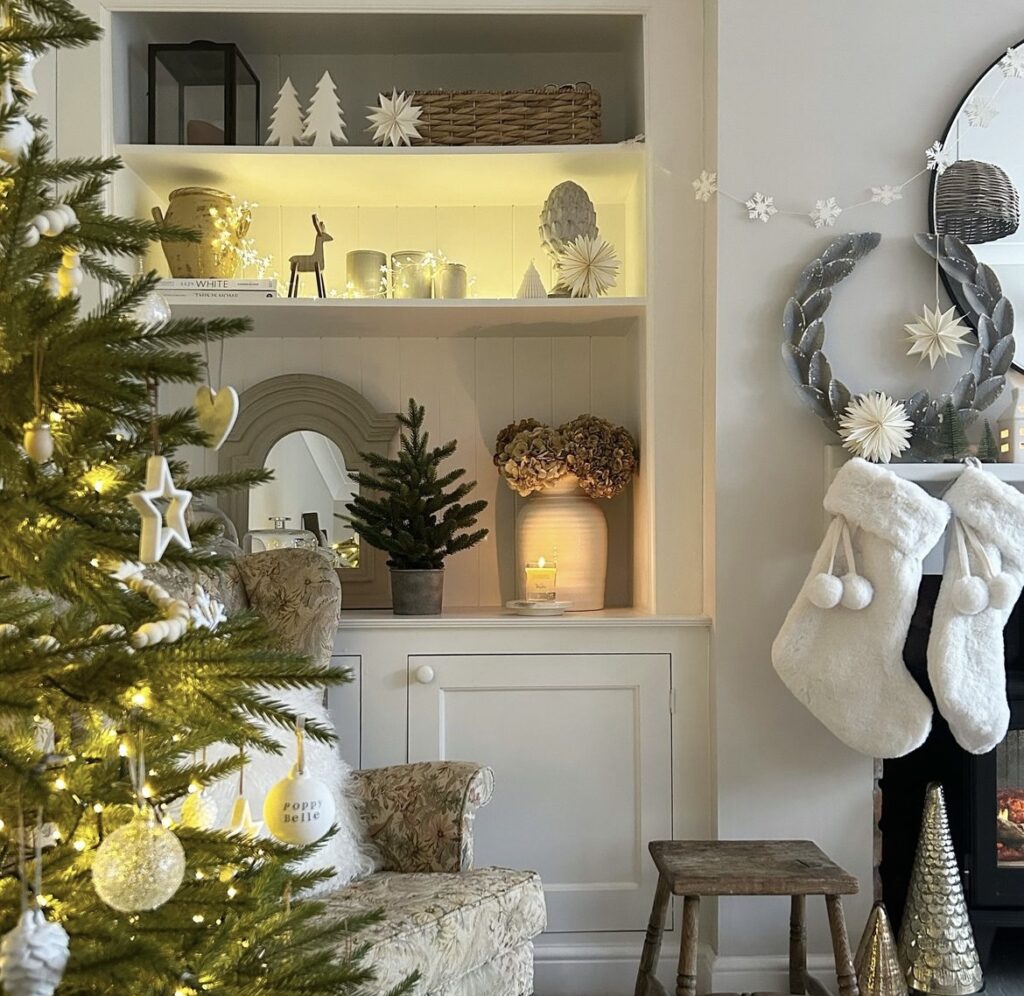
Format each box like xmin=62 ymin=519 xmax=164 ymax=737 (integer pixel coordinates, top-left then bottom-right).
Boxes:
xmin=883 ymin=575 xmax=1024 ymax=960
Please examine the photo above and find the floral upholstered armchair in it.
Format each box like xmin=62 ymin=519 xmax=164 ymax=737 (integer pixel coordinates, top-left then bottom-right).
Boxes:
xmin=162 ymin=545 xmax=547 ymax=996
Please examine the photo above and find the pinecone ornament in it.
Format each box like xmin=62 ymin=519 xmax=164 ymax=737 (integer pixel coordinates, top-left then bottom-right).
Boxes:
xmin=897 ymin=783 xmax=983 ymax=996
xmin=0 ymin=908 xmax=70 ymax=996
xmin=538 ymin=181 xmax=598 ymax=296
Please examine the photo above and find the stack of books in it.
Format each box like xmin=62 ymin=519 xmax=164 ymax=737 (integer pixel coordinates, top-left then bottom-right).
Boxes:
xmin=159 ymin=278 xmax=278 ymax=304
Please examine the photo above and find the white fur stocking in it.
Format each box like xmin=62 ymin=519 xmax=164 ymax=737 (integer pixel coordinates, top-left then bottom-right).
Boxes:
xmin=928 ymin=461 xmax=1024 ymax=755
xmin=772 ymin=458 xmax=949 ymax=758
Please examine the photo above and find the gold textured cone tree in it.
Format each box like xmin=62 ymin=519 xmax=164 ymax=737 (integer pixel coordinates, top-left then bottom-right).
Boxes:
xmin=897 ymin=783 xmax=983 ymax=996
xmin=855 ymin=902 xmax=907 ymax=996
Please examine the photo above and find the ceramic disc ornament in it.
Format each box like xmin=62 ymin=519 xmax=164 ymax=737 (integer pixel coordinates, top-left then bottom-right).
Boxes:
xmin=0 ymin=908 xmax=70 ymax=996
xmin=91 ymin=808 xmax=186 ymax=912
xmin=263 ymin=717 xmax=335 ymax=845
xmin=22 ymin=418 xmax=53 ymax=463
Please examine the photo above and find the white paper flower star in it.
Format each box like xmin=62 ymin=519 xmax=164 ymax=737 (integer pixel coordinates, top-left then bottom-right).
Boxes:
xmin=926 ymin=140 xmax=954 ymax=175
xmin=904 ymin=304 xmax=970 ymax=368
xmin=128 ymin=455 xmax=192 ymax=564
xmin=366 ymin=89 xmax=423 ymax=147
xmin=692 ymin=170 xmax=718 ymax=202
xmin=810 ymin=197 xmax=842 ymax=229
xmin=745 ymin=192 xmax=777 ymax=223
xmin=556 ymin=235 xmax=620 ymax=297
xmin=1000 ymin=45 xmax=1024 ymax=79
xmin=871 ymin=184 xmax=903 ymax=206
xmin=189 ymin=584 xmax=227 ymax=632
xmin=839 ymin=392 xmax=913 ymax=463
xmin=965 ymin=96 xmax=999 ymax=128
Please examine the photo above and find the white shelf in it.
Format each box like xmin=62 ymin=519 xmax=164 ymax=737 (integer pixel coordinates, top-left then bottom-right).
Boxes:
xmin=887 ymin=462 xmax=1024 ymax=483
xmin=168 ymin=296 xmax=645 ymax=338
xmin=117 ymin=143 xmax=646 ymax=208
xmin=337 ymin=607 xmax=710 ymax=629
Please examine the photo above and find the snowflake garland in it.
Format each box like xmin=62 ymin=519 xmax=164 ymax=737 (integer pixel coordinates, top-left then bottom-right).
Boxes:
xmin=692 ymin=170 xmax=718 ymax=202
xmin=871 ymin=184 xmax=903 ymax=206
xmin=904 ymin=304 xmax=970 ymax=369
xmin=999 ymin=45 xmax=1024 ymax=79
xmin=809 ymin=197 xmax=842 ymax=229
xmin=745 ymin=192 xmax=777 ymax=223
xmin=366 ymin=89 xmax=423 ymax=147
xmin=964 ymin=96 xmax=999 ymax=128
xmin=925 ymin=140 xmax=954 ymax=176
xmin=838 ymin=392 xmax=914 ymax=464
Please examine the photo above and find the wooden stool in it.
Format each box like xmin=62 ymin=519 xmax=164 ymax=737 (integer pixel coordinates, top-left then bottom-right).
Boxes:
xmin=634 ymin=840 xmax=860 ymax=996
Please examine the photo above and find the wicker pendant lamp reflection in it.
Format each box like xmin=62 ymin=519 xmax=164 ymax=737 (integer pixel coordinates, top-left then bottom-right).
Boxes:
xmin=897 ymin=783 xmax=983 ymax=996
xmin=936 ymin=160 xmax=1019 ymax=244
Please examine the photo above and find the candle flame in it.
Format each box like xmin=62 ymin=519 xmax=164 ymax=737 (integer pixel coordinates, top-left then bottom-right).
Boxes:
xmin=538 ymin=557 xmax=545 ymax=568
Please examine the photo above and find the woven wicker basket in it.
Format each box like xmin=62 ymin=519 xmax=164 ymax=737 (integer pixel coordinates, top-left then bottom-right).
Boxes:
xmin=411 ymin=83 xmax=601 ymax=146
xmin=935 ymin=159 xmax=1020 ymax=244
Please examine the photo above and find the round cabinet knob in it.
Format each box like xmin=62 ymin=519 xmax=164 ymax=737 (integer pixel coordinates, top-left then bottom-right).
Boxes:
xmin=415 ymin=665 xmax=435 ymax=685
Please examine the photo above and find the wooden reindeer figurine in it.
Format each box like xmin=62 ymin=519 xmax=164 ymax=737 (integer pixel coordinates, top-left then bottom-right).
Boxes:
xmin=288 ymin=213 xmax=333 ymax=298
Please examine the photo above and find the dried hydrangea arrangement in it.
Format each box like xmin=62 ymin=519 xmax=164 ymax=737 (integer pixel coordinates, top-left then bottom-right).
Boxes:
xmin=494 ymin=415 xmax=638 ymax=499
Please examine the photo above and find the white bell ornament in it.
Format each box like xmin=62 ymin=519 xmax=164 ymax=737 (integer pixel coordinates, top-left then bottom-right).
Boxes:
xmin=181 ymin=789 xmax=218 ymax=830
xmin=22 ymin=418 xmax=53 ymax=463
xmin=0 ymin=908 xmax=70 ymax=996
xmin=263 ymin=716 xmax=335 ymax=845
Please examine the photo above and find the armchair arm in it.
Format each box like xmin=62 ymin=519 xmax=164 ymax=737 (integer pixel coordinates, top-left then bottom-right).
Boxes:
xmin=351 ymin=761 xmax=494 ymax=873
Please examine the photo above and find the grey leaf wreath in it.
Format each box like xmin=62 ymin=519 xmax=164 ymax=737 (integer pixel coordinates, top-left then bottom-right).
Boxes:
xmin=782 ymin=231 xmax=1015 ymax=459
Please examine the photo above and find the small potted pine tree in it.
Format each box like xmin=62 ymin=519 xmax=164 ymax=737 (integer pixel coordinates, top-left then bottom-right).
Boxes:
xmin=344 ymin=399 xmax=488 ymax=614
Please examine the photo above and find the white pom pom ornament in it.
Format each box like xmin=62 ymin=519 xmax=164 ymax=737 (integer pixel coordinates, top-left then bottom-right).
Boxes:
xmin=840 ymin=573 xmax=874 ymax=610
xmin=808 ymin=572 xmax=843 ymax=609
xmin=988 ymin=572 xmax=1017 ymax=611
xmin=263 ymin=716 xmax=335 ymax=845
xmin=952 ymin=575 xmax=989 ymax=616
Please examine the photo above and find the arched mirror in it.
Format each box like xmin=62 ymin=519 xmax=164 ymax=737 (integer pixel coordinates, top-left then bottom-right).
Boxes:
xmin=933 ymin=39 xmax=1024 ymax=371
xmin=219 ymin=374 xmax=398 ymax=608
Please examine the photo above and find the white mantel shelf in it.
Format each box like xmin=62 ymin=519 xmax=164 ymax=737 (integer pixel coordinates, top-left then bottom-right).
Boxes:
xmin=169 ymin=297 xmax=644 ymax=338
xmin=337 ymin=608 xmax=710 ymax=629
xmin=886 ymin=462 xmax=1024 ymax=483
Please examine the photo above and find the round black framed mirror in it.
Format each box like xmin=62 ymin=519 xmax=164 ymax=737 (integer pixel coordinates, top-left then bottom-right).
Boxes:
xmin=931 ymin=39 xmax=1024 ymax=372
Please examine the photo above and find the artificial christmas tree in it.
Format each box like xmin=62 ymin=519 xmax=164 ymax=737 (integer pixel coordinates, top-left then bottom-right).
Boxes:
xmin=301 ymin=71 xmax=347 ymax=146
xmin=0 ymin=5 xmax=406 ymax=994
xmin=939 ymin=399 xmax=969 ymax=462
xmin=265 ymin=76 xmax=304 ymax=146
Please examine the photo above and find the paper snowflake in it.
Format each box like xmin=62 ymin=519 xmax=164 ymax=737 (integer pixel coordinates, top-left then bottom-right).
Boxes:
xmin=1000 ymin=45 xmax=1024 ymax=79
xmin=871 ymin=185 xmax=903 ymax=206
xmin=965 ymin=96 xmax=999 ymax=128
xmin=809 ymin=197 xmax=842 ymax=229
xmin=692 ymin=170 xmax=718 ymax=202
xmin=745 ymin=192 xmax=777 ymax=223
xmin=189 ymin=584 xmax=227 ymax=632
xmin=366 ymin=89 xmax=423 ymax=147
xmin=839 ymin=392 xmax=913 ymax=464
xmin=904 ymin=304 xmax=970 ymax=368
xmin=925 ymin=141 xmax=954 ymax=175
xmin=556 ymin=235 xmax=620 ymax=297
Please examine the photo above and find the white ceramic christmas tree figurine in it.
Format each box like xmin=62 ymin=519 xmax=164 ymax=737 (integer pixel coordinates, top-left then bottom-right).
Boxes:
xmin=266 ymin=76 xmax=304 ymax=146
xmin=301 ymin=71 xmax=347 ymax=146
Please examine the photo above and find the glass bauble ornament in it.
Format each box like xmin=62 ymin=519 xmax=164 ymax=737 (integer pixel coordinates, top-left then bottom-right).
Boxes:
xmin=180 ymin=789 xmax=217 ymax=830
xmin=22 ymin=418 xmax=53 ymax=463
xmin=133 ymin=288 xmax=171 ymax=330
xmin=0 ymin=908 xmax=70 ymax=996
xmin=91 ymin=808 xmax=185 ymax=912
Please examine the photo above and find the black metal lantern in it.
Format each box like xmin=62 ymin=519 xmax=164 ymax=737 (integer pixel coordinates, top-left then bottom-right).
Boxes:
xmin=148 ymin=41 xmax=260 ymax=146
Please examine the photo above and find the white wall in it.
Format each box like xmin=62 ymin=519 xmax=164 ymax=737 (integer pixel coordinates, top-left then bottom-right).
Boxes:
xmin=713 ymin=0 xmax=1024 ymax=962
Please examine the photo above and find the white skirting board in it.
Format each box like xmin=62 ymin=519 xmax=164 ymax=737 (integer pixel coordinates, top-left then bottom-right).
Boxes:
xmin=533 ymin=942 xmax=839 ymax=996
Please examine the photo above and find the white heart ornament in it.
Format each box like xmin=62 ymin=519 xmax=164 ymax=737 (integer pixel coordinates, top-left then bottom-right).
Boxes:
xmin=194 ymin=385 xmax=239 ymax=450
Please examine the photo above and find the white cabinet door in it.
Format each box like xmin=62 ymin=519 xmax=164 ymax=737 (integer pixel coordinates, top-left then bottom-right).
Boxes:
xmin=408 ymin=653 xmax=672 ymax=933
xmin=325 ymin=655 xmax=361 ymax=770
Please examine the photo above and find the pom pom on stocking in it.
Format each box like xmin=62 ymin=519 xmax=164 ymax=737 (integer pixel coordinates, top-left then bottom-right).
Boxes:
xmin=988 ymin=572 xmax=1018 ymax=611
xmin=808 ymin=572 xmax=843 ymax=609
xmin=840 ymin=573 xmax=874 ymax=610
xmin=952 ymin=575 xmax=989 ymax=616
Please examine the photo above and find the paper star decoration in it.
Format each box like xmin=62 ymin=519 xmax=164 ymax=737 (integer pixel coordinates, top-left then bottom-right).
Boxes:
xmin=366 ymin=89 xmax=423 ymax=147
xmin=905 ymin=304 xmax=970 ymax=368
xmin=965 ymin=96 xmax=999 ymax=128
xmin=839 ymin=392 xmax=913 ymax=464
xmin=745 ymin=192 xmax=777 ymax=223
xmin=926 ymin=140 xmax=954 ymax=175
xmin=556 ymin=235 xmax=620 ymax=297
xmin=809 ymin=197 xmax=842 ymax=229
xmin=1000 ymin=45 xmax=1024 ymax=79
xmin=692 ymin=170 xmax=718 ymax=202
xmin=228 ymin=796 xmax=263 ymax=837
xmin=128 ymin=455 xmax=192 ymax=564
xmin=871 ymin=184 xmax=903 ymax=206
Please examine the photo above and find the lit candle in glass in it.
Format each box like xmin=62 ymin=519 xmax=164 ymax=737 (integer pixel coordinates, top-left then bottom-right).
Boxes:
xmin=524 ymin=557 xmax=557 ymax=601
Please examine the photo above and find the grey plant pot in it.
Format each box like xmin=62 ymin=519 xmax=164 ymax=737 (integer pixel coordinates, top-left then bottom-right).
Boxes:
xmin=390 ymin=568 xmax=444 ymax=615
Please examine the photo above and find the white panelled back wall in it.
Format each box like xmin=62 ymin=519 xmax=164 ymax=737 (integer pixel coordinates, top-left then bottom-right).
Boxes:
xmin=167 ymin=332 xmax=637 ymax=607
